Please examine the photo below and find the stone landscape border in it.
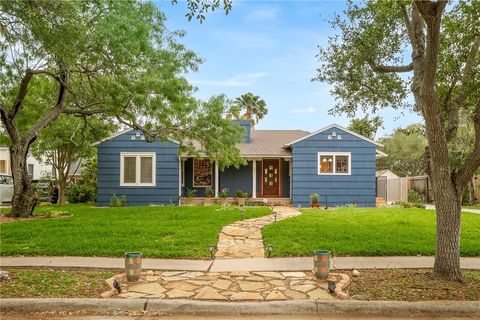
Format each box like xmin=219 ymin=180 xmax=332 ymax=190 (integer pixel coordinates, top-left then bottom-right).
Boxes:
xmin=1 ymin=298 xmax=479 ymax=317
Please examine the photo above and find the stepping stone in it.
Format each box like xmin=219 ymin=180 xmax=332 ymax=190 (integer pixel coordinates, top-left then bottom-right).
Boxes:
xmin=245 ymin=276 xmax=266 ymax=282
xmin=162 ymin=276 xmax=189 ymax=282
xmin=230 ymin=272 xmax=251 ymax=277
xmin=238 ymin=281 xmax=267 ymax=291
xmin=164 ymin=282 xmax=198 ymax=291
xmin=129 ymin=282 xmax=166 ymax=296
xmin=166 ymin=289 xmax=195 ymax=299
xmin=146 ymin=276 xmax=161 ymax=282
xmin=194 ymin=287 xmax=227 ymax=300
xmin=186 ymin=280 xmax=215 ymax=286
xmin=284 ymin=289 xmax=308 ymax=300
xmin=266 ymin=291 xmax=287 ymax=300
xmin=212 ymin=279 xmax=232 ymax=290
xmin=230 ymin=292 xmax=263 ymax=301
xmin=307 ymin=289 xmax=334 ymax=300
xmin=281 ymin=272 xmax=307 ymax=278
xmin=161 ymin=271 xmax=185 ymax=277
xmin=269 ymin=280 xmax=285 ymax=286
xmin=118 ymin=291 xmax=149 ymax=299
xmin=291 ymin=284 xmax=316 ymax=293
xmin=253 ymin=272 xmax=285 ymax=279
xmin=181 ymin=272 xmax=205 ymax=279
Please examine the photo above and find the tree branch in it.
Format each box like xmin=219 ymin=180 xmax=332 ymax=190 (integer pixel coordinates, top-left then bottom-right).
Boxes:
xmin=399 ymin=2 xmax=414 ymax=46
xmin=445 ymin=36 xmax=480 ymax=142
xmin=455 ymin=99 xmax=480 ymax=191
xmin=368 ymin=61 xmax=414 ymax=73
xmin=63 ymin=107 xmax=106 ymax=116
xmin=24 ymin=70 xmax=68 ymax=143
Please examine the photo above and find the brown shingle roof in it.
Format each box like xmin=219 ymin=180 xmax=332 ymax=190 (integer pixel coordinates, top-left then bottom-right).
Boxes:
xmin=237 ymin=130 xmax=308 ymax=157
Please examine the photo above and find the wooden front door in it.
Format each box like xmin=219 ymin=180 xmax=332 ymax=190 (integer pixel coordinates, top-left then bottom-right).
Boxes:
xmin=262 ymin=159 xmax=280 ymax=196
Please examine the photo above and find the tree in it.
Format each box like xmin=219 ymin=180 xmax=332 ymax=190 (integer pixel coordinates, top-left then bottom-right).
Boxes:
xmin=315 ymin=0 xmax=480 ymax=280
xmin=348 ymin=116 xmax=383 ymax=139
xmin=0 ymin=1 xmax=243 ymax=217
xmin=377 ymin=124 xmax=427 ymax=176
xmin=231 ymin=93 xmax=268 ymax=127
xmin=31 ymin=114 xmax=115 ymax=204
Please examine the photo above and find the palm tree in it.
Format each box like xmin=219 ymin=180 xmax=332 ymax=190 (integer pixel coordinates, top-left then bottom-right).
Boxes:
xmin=232 ymin=93 xmax=268 ymax=126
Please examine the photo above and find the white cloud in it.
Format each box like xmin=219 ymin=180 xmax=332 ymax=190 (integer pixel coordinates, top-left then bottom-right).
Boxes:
xmin=245 ymin=8 xmax=279 ymax=22
xmin=192 ymin=72 xmax=268 ymax=87
xmin=291 ymin=106 xmax=317 ymax=114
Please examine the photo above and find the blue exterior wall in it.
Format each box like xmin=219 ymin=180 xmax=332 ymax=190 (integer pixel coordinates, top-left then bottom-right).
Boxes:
xmin=291 ymin=127 xmax=376 ymax=207
xmin=220 ymin=161 xmax=253 ymax=197
xmin=97 ymin=130 xmax=180 ymax=206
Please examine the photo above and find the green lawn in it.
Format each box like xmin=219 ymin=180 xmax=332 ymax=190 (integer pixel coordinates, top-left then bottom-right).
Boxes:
xmin=262 ymin=208 xmax=480 ymax=257
xmin=0 ymin=204 xmax=271 ymax=258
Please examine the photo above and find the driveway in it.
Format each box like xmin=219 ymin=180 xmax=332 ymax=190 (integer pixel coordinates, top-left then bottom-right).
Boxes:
xmin=425 ymin=204 xmax=480 ymax=214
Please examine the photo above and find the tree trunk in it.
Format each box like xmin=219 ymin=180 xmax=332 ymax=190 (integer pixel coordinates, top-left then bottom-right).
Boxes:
xmin=57 ymin=169 xmax=66 ymax=204
xmin=9 ymin=143 xmax=37 ymax=217
xmin=432 ymin=183 xmax=463 ymax=281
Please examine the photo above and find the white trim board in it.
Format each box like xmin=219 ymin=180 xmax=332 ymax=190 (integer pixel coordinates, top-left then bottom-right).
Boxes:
xmin=284 ymin=124 xmax=383 ymax=147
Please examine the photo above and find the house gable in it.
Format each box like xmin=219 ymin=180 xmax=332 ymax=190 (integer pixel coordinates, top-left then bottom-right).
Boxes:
xmin=290 ymin=126 xmax=377 ymax=207
xmin=96 ymin=129 xmax=180 ymax=206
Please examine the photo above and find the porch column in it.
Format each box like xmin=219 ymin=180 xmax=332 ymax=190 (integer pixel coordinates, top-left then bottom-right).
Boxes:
xmin=252 ymin=160 xmax=257 ymax=198
xmin=178 ymin=157 xmax=182 ymax=204
xmin=215 ymin=160 xmax=219 ymax=198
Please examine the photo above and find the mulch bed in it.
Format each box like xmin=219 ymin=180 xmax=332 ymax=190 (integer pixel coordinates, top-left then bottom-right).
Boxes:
xmin=346 ymin=268 xmax=480 ymax=301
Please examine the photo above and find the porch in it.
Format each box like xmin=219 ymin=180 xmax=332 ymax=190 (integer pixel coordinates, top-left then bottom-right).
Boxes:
xmin=178 ymin=197 xmax=292 ymax=206
xmin=179 ymin=157 xmax=292 ymax=201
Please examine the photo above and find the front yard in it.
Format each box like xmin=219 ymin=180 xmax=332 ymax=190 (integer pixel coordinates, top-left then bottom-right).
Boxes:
xmin=0 ymin=204 xmax=271 ymax=258
xmin=262 ymin=208 xmax=480 ymax=257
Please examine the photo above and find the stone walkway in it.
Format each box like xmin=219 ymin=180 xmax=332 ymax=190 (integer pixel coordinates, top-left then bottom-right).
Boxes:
xmin=215 ymin=206 xmax=301 ymax=259
xmin=104 ymin=270 xmax=350 ymax=301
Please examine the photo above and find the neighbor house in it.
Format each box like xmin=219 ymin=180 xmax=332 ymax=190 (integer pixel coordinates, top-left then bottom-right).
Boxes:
xmin=94 ymin=121 xmax=386 ymax=207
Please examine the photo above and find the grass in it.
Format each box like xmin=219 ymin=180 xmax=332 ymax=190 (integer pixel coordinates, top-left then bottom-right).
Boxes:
xmin=262 ymin=208 xmax=480 ymax=257
xmin=348 ymin=269 xmax=480 ymax=301
xmin=0 ymin=269 xmax=114 ymax=298
xmin=0 ymin=204 xmax=271 ymax=258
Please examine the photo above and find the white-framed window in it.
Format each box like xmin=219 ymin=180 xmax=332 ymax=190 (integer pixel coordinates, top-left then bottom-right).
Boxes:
xmin=318 ymin=152 xmax=351 ymax=175
xmin=193 ymin=159 xmax=212 ymax=187
xmin=120 ymin=152 xmax=156 ymax=186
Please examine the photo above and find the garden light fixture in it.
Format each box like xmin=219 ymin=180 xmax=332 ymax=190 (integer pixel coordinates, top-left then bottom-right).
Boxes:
xmin=208 ymin=243 xmax=215 ymax=259
xmin=266 ymin=244 xmax=274 ymax=258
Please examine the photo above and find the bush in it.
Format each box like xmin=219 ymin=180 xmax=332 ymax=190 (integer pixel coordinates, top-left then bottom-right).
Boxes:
xmin=394 ymin=200 xmax=425 ymax=209
xmin=408 ymin=189 xmax=424 ymax=205
xmin=110 ymin=194 xmax=126 ymax=207
xmin=219 ymin=188 xmax=229 ymax=199
xmin=234 ymin=190 xmax=247 ymax=198
xmin=66 ymin=183 xmax=96 ymax=203
xmin=186 ymin=188 xmax=197 ymax=198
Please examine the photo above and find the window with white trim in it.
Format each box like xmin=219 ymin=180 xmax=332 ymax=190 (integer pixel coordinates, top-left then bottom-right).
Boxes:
xmin=318 ymin=152 xmax=351 ymax=175
xmin=120 ymin=153 xmax=156 ymax=186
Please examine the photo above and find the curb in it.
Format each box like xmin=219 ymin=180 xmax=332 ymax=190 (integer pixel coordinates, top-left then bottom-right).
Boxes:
xmin=1 ymin=298 xmax=479 ymax=317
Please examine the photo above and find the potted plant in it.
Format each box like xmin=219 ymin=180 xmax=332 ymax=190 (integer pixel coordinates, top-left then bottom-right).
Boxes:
xmin=185 ymin=188 xmax=196 ymax=205
xmin=219 ymin=187 xmax=229 ymax=205
xmin=234 ymin=189 xmax=248 ymax=206
xmin=310 ymin=193 xmax=320 ymax=208
xmin=204 ymin=187 xmax=214 ymax=205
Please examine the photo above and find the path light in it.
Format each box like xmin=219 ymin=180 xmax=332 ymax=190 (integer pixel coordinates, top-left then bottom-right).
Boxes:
xmin=274 ymin=213 xmax=278 ymax=222
xmin=208 ymin=244 xmax=215 ymax=260
xmin=266 ymin=244 xmax=274 ymax=258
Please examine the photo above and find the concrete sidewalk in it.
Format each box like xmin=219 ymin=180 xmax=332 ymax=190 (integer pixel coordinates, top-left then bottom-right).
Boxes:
xmin=425 ymin=204 xmax=480 ymax=214
xmin=1 ymin=256 xmax=479 ymax=272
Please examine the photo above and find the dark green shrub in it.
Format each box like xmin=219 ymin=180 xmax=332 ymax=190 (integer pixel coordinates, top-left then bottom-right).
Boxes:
xmin=110 ymin=194 xmax=126 ymax=207
xmin=66 ymin=183 xmax=96 ymax=203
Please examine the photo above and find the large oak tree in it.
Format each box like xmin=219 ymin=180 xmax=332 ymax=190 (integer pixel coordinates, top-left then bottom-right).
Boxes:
xmin=0 ymin=0 xmax=243 ymax=217
xmin=316 ymin=0 xmax=480 ymax=280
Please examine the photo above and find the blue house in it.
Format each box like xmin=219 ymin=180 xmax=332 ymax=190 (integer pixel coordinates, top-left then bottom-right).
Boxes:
xmin=94 ymin=122 xmax=386 ymax=207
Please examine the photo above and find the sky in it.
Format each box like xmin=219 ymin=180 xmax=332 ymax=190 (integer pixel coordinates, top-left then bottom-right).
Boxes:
xmin=156 ymin=0 xmax=422 ymax=137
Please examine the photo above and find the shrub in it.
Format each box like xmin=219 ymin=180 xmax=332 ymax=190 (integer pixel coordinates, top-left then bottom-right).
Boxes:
xmin=219 ymin=188 xmax=229 ymax=199
xmin=408 ymin=189 xmax=424 ymax=206
xmin=205 ymin=187 xmax=214 ymax=197
xmin=66 ymin=183 xmax=96 ymax=203
xmin=234 ymin=190 xmax=247 ymax=198
xmin=110 ymin=194 xmax=126 ymax=207
xmin=186 ymin=188 xmax=197 ymax=198
xmin=309 ymin=193 xmax=319 ymax=203
xmin=394 ymin=200 xmax=425 ymax=209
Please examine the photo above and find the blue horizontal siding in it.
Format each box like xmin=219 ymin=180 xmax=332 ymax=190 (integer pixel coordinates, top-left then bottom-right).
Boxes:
xmin=96 ymin=130 xmax=180 ymax=206
xmin=291 ymin=127 xmax=377 ymax=207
